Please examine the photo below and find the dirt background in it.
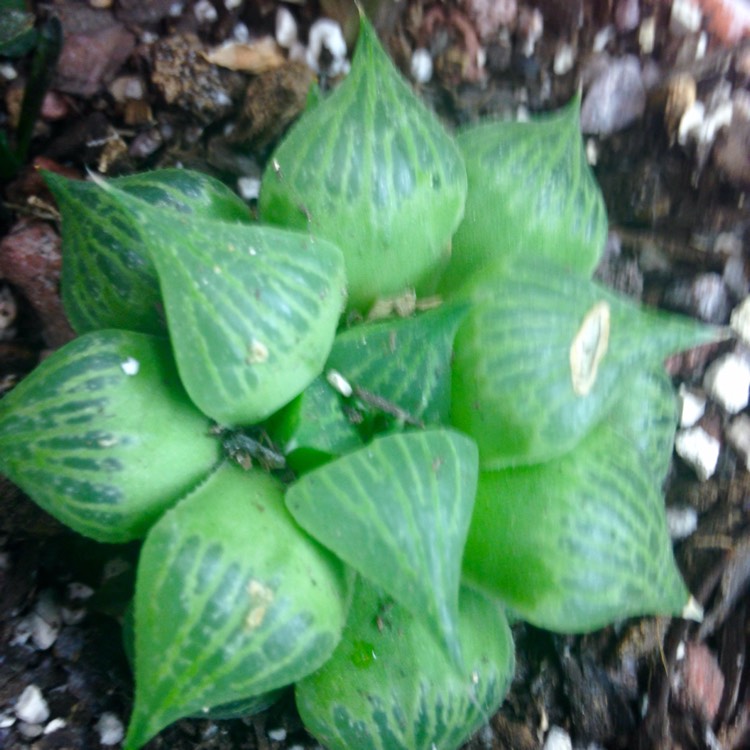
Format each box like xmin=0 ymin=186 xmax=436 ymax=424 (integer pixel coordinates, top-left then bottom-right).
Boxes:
xmin=1 ymin=1 xmax=750 ymax=749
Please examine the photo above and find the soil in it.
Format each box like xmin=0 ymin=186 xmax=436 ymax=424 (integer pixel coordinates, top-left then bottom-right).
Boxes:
xmin=1 ymin=1 xmax=750 ymax=749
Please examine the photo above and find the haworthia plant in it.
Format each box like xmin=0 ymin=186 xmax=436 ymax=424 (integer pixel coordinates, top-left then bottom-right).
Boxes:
xmin=296 ymin=578 xmax=515 ymax=750
xmin=91 ymin=181 xmax=347 ymax=426
xmin=286 ymin=429 xmax=478 ymax=666
xmin=44 ymin=169 xmax=252 ymax=335
xmin=0 ymin=330 xmax=220 ymax=542
xmin=450 ymin=259 xmax=719 ymax=468
xmin=440 ymin=96 xmax=607 ymax=293
xmin=259 ymin=15 xmax=467 ymax=312
xmin=462 ymin=422 xmax=693 ymax=632
xmin=125 ymin=463 xmax=354 ymax=750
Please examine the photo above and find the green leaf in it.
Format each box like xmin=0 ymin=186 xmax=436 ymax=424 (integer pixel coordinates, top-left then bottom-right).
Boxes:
xmin=296 ymin=578 xmax=515 ymax=750
xmin=125 ymin=463 xmax=353 ymax=750
xmin=94 ymin=181 xmax=347 ymax=426
xmin=269 ymin=374 xmax=363 ymax=473
xmin=43 ymin=169 xmax=253 ymax=335
xmin=259 ymin=14 xmax=467 ymax=312
xmin=286 ymin=429 xmax=478 ymax=665
xmin=462 ymin=422 xmax=691 ymax=632
xmin=441 ymin=96 xmax=607 ymax=293
xmin=0 ymin=1 xmax=37 ymax=57
xmin=451 ymin=260 xmax=720 ymax=468
xmin=0 ymin=330 xmax=221 ymax=542
xmin=327 ymin=303 xmax=469 ymax=428
xmin=607 ymin=366 xmax=678 ymax=484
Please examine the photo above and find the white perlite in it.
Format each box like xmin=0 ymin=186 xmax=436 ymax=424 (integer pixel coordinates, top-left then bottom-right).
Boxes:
xmin=675 ymin=426 xmax=720 ymax=481
xmin=678 ymin=384 xmax=707 ymax=427
xmin=730 ymin=297 xmax=750 ymax=346
xmin=410 ymin=48 xmax=433 ymax=84
xmin=703 ymin=352 xmax=750 ymax=414
xmin=727 ymin=414 xmax=750 ymax=470
xmin=307 ymin=19 xmax=349 ymax=77
xmin=543 ymin=726 xmax=573 ymax=750
xmin=666 ymin=506 xmax=699 ymax=540
xmin=15 ymin=685 xmax=50 ymax=725
xmin=96 ymin=712 xmax=125 ymax=746
xmin=275 ymin=6 xmax=297 ymax=49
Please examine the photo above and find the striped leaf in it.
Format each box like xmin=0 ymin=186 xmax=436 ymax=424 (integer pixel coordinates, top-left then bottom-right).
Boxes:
xmin=286 ymin=429 xmax=478 ymax=665
xmin=607 ymin=366 xmax=678 ymax=484
xmin=259 ymin=15 xmax=467 ymax=312
xmin=462 ymin=422 xmax=691 ymax=632
xmin=96 ymin=182 xmax=347 ymax=426
xmin=451 ymin=260 xmax=720 ymax=468
xmin=125 ymin=464 xmax=353 ymax=750
xmin=296 ymin=578 xmax=514 ymax=750
xmin=441 ymin=96 xmax=607 ymax=293
xmin=44 ymin=169 xmax=252 ymax=335
xmin=0 ymin=330 xmax=220 ymax=542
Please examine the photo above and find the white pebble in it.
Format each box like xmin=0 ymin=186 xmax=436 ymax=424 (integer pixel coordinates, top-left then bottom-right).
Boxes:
xmin=410 ymin=48 xmax=433 ymax=84
xmin=666 ymin=506 xmax=699 ymax=539
xmin=726 ymin=414 xmax=750 ymax=470
xmin=237 ymin=176 xmax=261 ymax=201
xmin=96 ymin=712 xmax=125 ymax=746
xmin=674 ymin=426 xmax=720 ymax=480
xmin=120 ymin=357 xmax=140 ymax=376
xmin=678 ymin=384 xmax=706 ymax=427
xmin=730 ymin=298 xmax=750 ymax=347
xmin=268 ymin=727 xmax=287 ymax=741
xmin=15 ymin=685 xmax=50 ymax=725
xmin=326 ymin=369 xmax=353 ymax=398
xmin=18 ymin=722 xmax=44 ymax=739
xmin=307 ymin=19 xmax=348 ymax=76
xmin=639 ymin=16 xmax=656 ymax=55
xmin=544 ymin=726 xmax=573 ymax=750
xmin=703 ymin=352 xmax=750 ymax=414
xmin=194 ymin=0 xmax=218 ymax=24
xmin=553 ymin=42 xmax=575 ymax=76
xmin=0 ymin=62 xmax=18 ymax=81
xmin=670 ymin=0 xmax=702 ymax=35
xmin=44 ymin=717 xmax=67 ymax=734
xmin=275 ymin=6 xmax=298 ymax=49
xmin=224 ymin=0 xmax=242 ymax=8
xmin=0 ymin=710 xmax=15 ymax=729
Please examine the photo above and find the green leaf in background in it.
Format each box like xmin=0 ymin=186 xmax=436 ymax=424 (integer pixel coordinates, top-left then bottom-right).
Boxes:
xmin=269 ymin=375 xmax=363 ymax=473
xmin=0 ymin=330 xmax=221 ymax=542
xmin=95 ymin=182 xmax=347 ymax=426
xmin=0 ymin=1 xmax=37 ymax=57
xmin=451 ymin=259 xmax=719 ymax=468
xmin=462 ymin=422 xmax=692 ymax=632
xmin=296 ymin=578 xmax=515 ymax=750
xmin=259 ymin=14 xmax=467 ymax=312
xmin=125 ymin=464 xmax=353 ymax=750
xmin=327 ymin=303 xmax=468 ymax=429
xmin=440 ymin=96 xmax=607 ymax=294
xmin=44 ymin=169 xmax=253 ymax=335
xmin=607 ymin=366 xmax=678 ymax=484
xmin=286 ymin=429 xmax=478 ymax=665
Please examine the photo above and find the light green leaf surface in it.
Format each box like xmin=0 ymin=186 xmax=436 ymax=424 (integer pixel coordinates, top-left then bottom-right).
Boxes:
xmin=0 ymin=330 xmax=220 ymax=541
xmin=259 ymin=15 xmax=466 ymax=312
xmin=286 ymin=429 xmax=478 ymax=665
xmin=296 ymin=578 xmax=514 ymax=750
xmin=94 ymin=182 xmax=347 ymax=426
xmin=441 ymin=96 xmax=607 ymax=292
xmin=451 ymin=260 xmax=719 ymax=468
xmin=125 ymin=464 xmax=353 ymax=750
xmin=462 ymin=422 xmax=691 ymax=632
xmin=44 ymin=169 xmax=252 ymax=335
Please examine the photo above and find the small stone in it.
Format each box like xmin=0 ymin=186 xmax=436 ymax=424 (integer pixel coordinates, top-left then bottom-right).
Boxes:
xmin=726 ymin=413 xmax=750 ymax=469
xmin=553 ymin=42 xmax=575 ymax=75
xmin=639 ymin=15 xmax=656 ymax=54
xmin=275 ymin=6 xmax=297 ymax=49
xmin=703 ymin=352 xmax=750 ymax=413
xmin=670 ymin=0 xmax=703 ymax=35
xmin=581 ymin=55 xmax=646 ymax=135
xmin=410 ymin=48 xmax=433 ymax=83
xmin=237 ymin=176 xmax=260 ymax=201
xmin=194 ymin=0 xmax=218 ymax=24
xmin=268 ymin=727 xmax=287 ymax=741
xmin=306 ymin=19 xmax=349 ymax=77
xmin=674 ymin=426 xmax=721 ymax=480
xmin=675 ymin=642 xmax=725 ymax=722
xmin=44 ymin=717 xmax=67 ymax=734
xmin=96 ymin=712 xmax=125 ymax=746
xmin=666 ymin=506 xmax=699 ymax=539
xmin=615 ymin=0 xmax=640 ymax=32
xmin=18 ymin=722 xmax=44 ymax=739
xmin=0 ymin=710 xmax=16 ymax=729
xmin=730 ymin=297 xmax=750 ymax=346
xmin=543 ymin=726 xmax=572 ymax=750
xmin=15 ymin=685 xmax=50 ymax=725
xmin=679 ymin=384 xmax=707 ymax=427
